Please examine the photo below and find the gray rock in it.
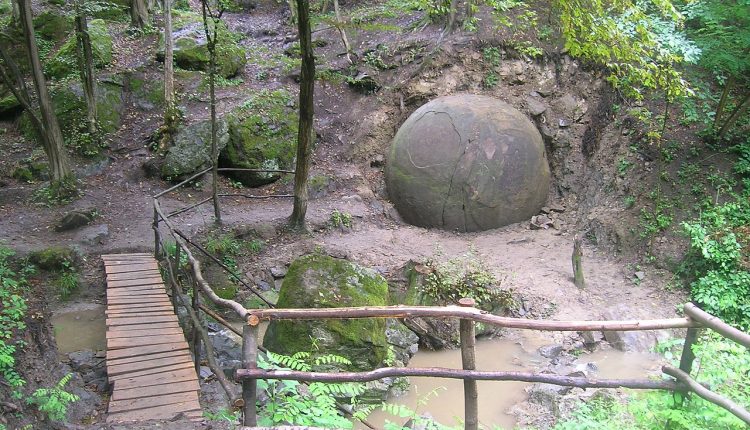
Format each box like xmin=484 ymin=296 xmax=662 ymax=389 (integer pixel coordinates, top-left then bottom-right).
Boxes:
xmin=525 ymin=96 xmax=547 ymax=117
xmin=55 ymin=208 xmax=98 ymax=232
xmin=602 ymin=304 xmax=667 ymax=352
xmin=581 ymin=331 xmax=604 ymax=345
xmin=68 ymin=350 xmax=97 ymax=372
xmin=386 ymin=319 xmax=420 ymax=363
xmin=527 ymin=383 xmax=570 ymax=416
xmin=386 ymin=94 xmax=550 ymax=232
xmin=538 ymin=344 xmax=563 ymax=359
xmin=270 ymin=266 xmax=287 ymax=279
xmin=162 ymin=119 xmax=229 ymax=181
xmin=558 ymin=118 xmax=570 ymax=128
xmin=634 ymin=271 xmax=645 ymax=281
xmin=77 ymin=224 xmax=109 ymax=246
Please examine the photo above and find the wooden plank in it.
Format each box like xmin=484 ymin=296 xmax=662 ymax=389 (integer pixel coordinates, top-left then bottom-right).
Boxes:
xmin=107 ymin=270 xmax=162 ymax=281
xmin=107 ymin=296 xmax=172 ymax=306
xmin=107 ymin=349 xmax=190 ymax=367
xmin=102 ymin=259 xmax=154 ymax=266
xmin=108 ymin=391 xmax=199 ymax=413
xmin=110 ymin=366 xmax=197 ymax=390
xmin=107 ymin=290 xmax=166 ymax=299
xmin=110 ymin=379 xmax=199 ymax=402
xmin=106 ymin=315 xmax=177 ymax=326
xmin=106 ymin=327 xmax=184 ymax=339
xmin=102 ymin=253 xmax=153 ymax=258
xmin=107 ymin=322 xmax=181 ymax=332
xmin=108 ymin=278 xmax=164 ymax=288
xmin=109 ymin=361 xmax=194 ymax=381
xmin=107 ymin=302 xmax=173 ymax=311
xmin=105 ymin=263 xmax=159 ymax=274
xmin=106 ymin=306 xmax=174 ymax=316
xmin=107 ymin=334 xmax=187 ymax=350
xmin=107 ymin=284 xmax=165 ymax=293
xmin=107 ymin=401 xmax=201 ymax=423
xmin=106 ymin=342 xmax=189 ymax=361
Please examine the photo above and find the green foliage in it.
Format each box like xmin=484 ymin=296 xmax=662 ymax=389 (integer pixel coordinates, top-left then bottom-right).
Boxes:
xmin=45 ymin=18 xmax=113 ymax=79
xmin=27 ymin=373 xmax=79 ymax=422
xmin=420 ymin=252 xmax=514 ymax=310
xmin=378 ymin=388 xmax=458 ymax=430
xmin=329 ymin=209 xmax=353 ymax=229
xmin=483 ymin=47 xmax=501 ymax=67
xmin=31 ymin=178 xmax=81 ymax=206
xmin=257 ymin=351 xmax=366 ymax=428
xmin=204 ymin=408 xmax=240 ymax=423
xmin=55 ymin=269 xmax=79 ymax=300
xmin=0 ymin=247 xmax=28 ymax=397
xmin=483 ymin=72 xmax=499 ymax=88
xmin=551 ymin=334 xmax=750 ymax=430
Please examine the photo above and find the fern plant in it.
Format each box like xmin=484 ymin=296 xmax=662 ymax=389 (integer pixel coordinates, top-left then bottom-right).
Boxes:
xmin=27 ymin=373 xmax=80 ymax=422
xmin=257 ymin=351 xmax=367 ymax=428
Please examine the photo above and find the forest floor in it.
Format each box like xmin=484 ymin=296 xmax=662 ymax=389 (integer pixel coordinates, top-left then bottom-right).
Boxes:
xmin=0 ymin=0 xmax=705 ymax=427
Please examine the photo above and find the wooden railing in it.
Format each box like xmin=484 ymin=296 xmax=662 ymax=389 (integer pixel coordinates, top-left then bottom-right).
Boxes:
xmin=151 ymin=174 xmax=750 ymax=430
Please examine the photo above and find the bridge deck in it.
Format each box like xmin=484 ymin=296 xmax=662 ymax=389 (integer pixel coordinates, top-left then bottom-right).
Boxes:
xmin=102 ymin=253 xmax=202 ymax=423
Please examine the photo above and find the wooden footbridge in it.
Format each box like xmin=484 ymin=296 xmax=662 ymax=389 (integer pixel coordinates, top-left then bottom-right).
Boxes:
xmin=102 ymin=253 xmax=202 ymax=423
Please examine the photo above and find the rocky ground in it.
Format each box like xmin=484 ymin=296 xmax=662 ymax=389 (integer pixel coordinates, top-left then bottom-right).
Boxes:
xmin=0 ymin=0 xmax=712 ymax=428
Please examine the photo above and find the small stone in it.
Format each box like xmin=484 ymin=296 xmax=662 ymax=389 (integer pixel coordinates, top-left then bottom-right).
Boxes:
xmin=256 ymin=279 xmax=272 ymax=291
xmin=548 ymin=204 xmax=565 ymax=213
xmin=77 ymin=224 xmax=109 ymax=246
xmin=55 ymin=208 xmax=98 ymax=232
xmin=541 ymin=206 xmax=551 ymax=214
xmin=634 ymin=271 xmax=645 ymax=280
xmin=538 ymin=344 xmax=563 ymax=359
xmin=558 ymin=118 xmax=570 ymax=128
xmin=551 ymin=219 xmax=562 ymax=230
xmin=371 ymin=154 xmax=385 ymax=168
xmin=270 ymin=266 xmax=287 ymax=279
xmin=525 ymin=97 xmax=547 ymax=117
xmin=581 ymin=331 xmax=603 ymax=345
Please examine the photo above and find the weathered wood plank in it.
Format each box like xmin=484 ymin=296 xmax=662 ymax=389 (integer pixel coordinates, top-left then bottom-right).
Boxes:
xmin=107 ymin=302 xmax=173 ymax=311
xmin=108 ymin=354 xmax=193 ymax=376
xmin=108 ymin=391 xmax=200 ymax=413
xmin=106 ymin=327 xmax=183 ymax=339
xmin=107 ymin=270 xmax=162 ymax=281
xmin=106 ymin=315 xmax=178 ymax=326
xmin=102 ymin=253 xmax=153 ymax=259
xmin=105 ymin=342 xmax=189 ymax=361
xmin=107 ymin=285 xmax=166 ymax=296
xmin=107 ymin=349 xmax=189 ymax=367
xmin=108 ymin=278 xmax=164 ymax=288
xmin=107 ymin=296 xmax=172 ymax=306
xmin=109 ymin=361 xmax=194 ymax=381
xmin=107 ymin=322 xmax=181 ymax=332
xmin=107 ymin=401 xmax=201 ymax=423
xmin=110 ymin=379 xmax=199 ymax=402
xmin=107 ymin=334 xmax=186 ymax=350
xmin=111 ymin=366 xmax=197 ymax=391
xmin=105 ymin=263 xmax=159 ymax=274
xmin=106 ymin=306 xmax=174 ymax=316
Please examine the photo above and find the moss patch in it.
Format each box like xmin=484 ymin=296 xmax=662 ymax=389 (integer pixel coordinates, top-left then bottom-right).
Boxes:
xmin=263 ymin=254 xmax=389 ymax=370
xmin=28 ymin=247 xmax=79 ymax=271
xmin=45 ymin=18 xmax=113 ymax=79
xmin=33 ymin=10 xmax=73 ymax=41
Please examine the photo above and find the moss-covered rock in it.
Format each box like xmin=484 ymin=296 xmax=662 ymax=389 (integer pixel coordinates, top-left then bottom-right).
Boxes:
xmin=263 ymin=254 xmax=389 ymax=371
xmin=159 ymin=12 xmax=246 ymax=78
xmin=0 ymin=92 xmax=21 ymax=116
xmin=91 ymin=0 xmax=129 ymax=19
xmin=20 ymin=79 xmax=123 ymax=155
xmin=219 ymin=90 xmax=297 ymax=187
xmin=33 ymin=10 xmax=73 ymax=41
xmin=127 ymin=71 xmax=165 ymax=111
xmin=28 ymin=246 xmax=79 ymax=271
xmin=45 ymin=18 xmax=113 ymax=79
xmin=161 ymin=119 xmax=229 ymax=181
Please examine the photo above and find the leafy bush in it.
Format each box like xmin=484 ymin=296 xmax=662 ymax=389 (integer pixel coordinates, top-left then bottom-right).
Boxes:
xmin=27 ymin=373 xmax=79 ymax=422
xmin=0 ymin=247 xmax=28 ymax=397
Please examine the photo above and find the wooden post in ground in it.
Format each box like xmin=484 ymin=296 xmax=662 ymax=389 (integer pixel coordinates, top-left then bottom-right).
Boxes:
xmin=242 ymin=316 xmax=259 ymax=426
xmin=192 ymin=281 xmax=202 ymax=374
xmin=171 ymin=244 xmax=181 ymax=314
xmin=572 ymin=235 xmax=585 ymax=288
xmin=153 ymin=206 xmax=161 ymax=258
xmin=459 ymin=298 xmax=478 ymax=430
xmin=679 ymin=327 xmax=699 ymax=375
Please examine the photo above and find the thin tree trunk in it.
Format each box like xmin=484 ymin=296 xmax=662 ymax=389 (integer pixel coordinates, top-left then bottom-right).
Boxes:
xmin=289 ymin=0 xmax=314 ymax=230
xmin=131 ymin=0 xmax=149 ymax=28
xmin=17 ymin=0 xmax=72 ymax=182
xmin=572 ymin=235 xmax=584 ymax=288
xmin=445 ymin=0 xmax=460 ymax=32
xmin=11 ymin=0 xmax=20 ymax=26
xmin=332 ymin=0 xmax=352 ymax=65
xmin=163 ymin=0 xmax=175 ymax=123
xmin=717 ymin=92 xmax=750 ymax=138
xmin=714 ymin=76 xmax=734 ymax=128
xmin=0 ymin=43 xmax=45 ymax=134
xmin=74 ymin=7 xmax=98 ymax=139
xmin=201 ymin=1 xmax=221 ymax=224
xmin=288 ymin=0 xmax=298 ymax=23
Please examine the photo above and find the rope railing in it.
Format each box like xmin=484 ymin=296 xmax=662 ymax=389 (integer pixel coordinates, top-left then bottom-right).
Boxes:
xmin=150 ymin=174 xmax=750 ymax=430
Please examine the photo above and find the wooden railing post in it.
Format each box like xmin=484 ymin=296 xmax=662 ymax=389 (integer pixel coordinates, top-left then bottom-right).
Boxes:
xmin=242 ymin=315 xmax=259 ymax=426
xmin=153 ymin=206 xmax=161 ymax=258
xmin=192 ymin=281 xmax=202 ymax=374
xmin=459 ymin=298 xmax=478 ymax=430
xmin=171 ymin=243 xmax=181 ymax=314
xmin=679 ymin=327 xmax=699 ymax=376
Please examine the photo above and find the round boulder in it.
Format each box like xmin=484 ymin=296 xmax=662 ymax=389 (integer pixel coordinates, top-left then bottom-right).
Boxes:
xmin=386 ymin=94 xmax=550 ymax=232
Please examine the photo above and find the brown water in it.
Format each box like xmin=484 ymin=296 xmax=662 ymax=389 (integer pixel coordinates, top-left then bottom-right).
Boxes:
xmin=51 ymin=304 xmax=106 ymax=354
xmin=363 ymin=332 xmax=661 ymax=430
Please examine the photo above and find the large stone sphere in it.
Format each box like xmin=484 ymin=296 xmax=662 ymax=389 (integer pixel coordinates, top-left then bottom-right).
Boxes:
xmin=386 ymin=94 xmax=550 ymax=232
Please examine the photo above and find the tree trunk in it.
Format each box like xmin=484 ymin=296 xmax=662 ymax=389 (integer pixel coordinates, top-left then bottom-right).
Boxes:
xmin=201 ymin=1 xmax=221 ymax=224
xmin=163 ymin=0 xmax=175 ymax=123
xmin=289 ymin=0 xmax=315 ymax=230
xmin=131 ymin=0 xmax=149 ymax=28
xmin=17 ymin=0 xmax=72 ymax=182
xmin=74 ymin=6 xmax=98 ymax=139
xmin=714 ymin=76 xmax=734 ymax=128
xmin=0 ymin=43 xmax=45 ymax=134
xmin=717 ymin=92 xmax=750 ymax=139
xmin=11 ymin=0 xmax=20 ymax=26
xmin=332 ymin=0 xmax=352 ymax=64
xmin=572 ymin=235 xmax=585 ymax=289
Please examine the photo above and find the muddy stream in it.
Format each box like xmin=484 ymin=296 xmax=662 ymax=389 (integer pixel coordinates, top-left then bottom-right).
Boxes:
xmin=52 ymin=307 xmax=660 ymax=429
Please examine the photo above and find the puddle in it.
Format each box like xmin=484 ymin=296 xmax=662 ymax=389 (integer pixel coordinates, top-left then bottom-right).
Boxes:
xmin=51 ymin=304 xmax=106 ymax=355
xmin=362 ymin=332 xmax=661 ymax=430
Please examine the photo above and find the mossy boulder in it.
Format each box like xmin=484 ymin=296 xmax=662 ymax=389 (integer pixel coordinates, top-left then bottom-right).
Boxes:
xmin=20 ymin=79 xmax=124 ymax=155
xmin=159 ymin=12 xmax=246 ymax=78
xmin=161 ymin=119 xmax=229 ymax=181
xmin=90 ymin=0 xmax=129 ymax=19
xmin=127 ymin=71 xmax=165 ymax=111
xmin=219 ymin=90 xmax=297 ymax=187
xmin=0 ymin=92 xmax=21 ymax=116
xmin=33 ymin=10 xmax=72 ymax=41
xmin=263 ymin=254 xmax=389 ymax=371
xmin=28 ymin=246 xmax=79 ymax=271
xmin=45 ymin=18 xmax=113 ymax=79
xmin=386 ymin=94 xmax=551 ymax=232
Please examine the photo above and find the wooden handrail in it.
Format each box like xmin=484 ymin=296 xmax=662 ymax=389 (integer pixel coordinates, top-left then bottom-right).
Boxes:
xmin=664 ymin=365 xmax=750 ymax=425
xmin=247 ymin=305 xmax=698 ymax=332
xmin=684 ymin=303 xmax=750 ymax=349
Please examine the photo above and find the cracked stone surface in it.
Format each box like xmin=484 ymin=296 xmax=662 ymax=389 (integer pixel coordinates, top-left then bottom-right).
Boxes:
xmin=386 ymin=94 xmax=551 ymax=232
